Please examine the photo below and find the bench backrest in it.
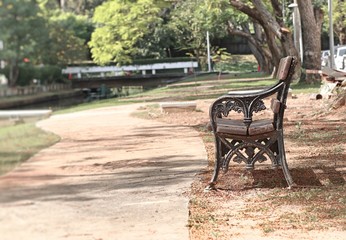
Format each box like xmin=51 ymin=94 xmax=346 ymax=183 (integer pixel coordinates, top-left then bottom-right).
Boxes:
xmin=276 ymin=56 xmax=294 ymax=81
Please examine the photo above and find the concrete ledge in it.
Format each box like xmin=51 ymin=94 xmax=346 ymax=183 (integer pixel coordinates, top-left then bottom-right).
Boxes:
xmin=160 ymin=101 xmax=197 ymax=113
xmin=0 ymin=110 xmax=52 ymax=119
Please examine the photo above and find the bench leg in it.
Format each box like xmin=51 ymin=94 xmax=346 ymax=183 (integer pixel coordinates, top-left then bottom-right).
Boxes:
xmin=277 ymin=131 xmax=296 ymax=188
xmin=205 ymin=138 xmax=223 ymax=191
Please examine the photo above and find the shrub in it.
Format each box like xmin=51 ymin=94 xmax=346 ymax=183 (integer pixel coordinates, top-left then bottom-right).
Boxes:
xmin=10 ymin=64 xmax=64 ymax=86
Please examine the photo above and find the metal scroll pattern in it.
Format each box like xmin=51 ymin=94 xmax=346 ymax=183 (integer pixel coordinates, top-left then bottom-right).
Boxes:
xmin=251 ymin=99 xmax=267 ymax=113
xmin=213 ymin=98 xmax=266 ymax=118
xmin=220 ymin=138 xmax=279 ymax=171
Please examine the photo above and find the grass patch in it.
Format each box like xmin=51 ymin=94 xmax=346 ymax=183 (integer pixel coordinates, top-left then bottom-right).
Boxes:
xmin=238 ymin=185 xmax=346 ymax=233
xmin=209 ymin=79 xmax=275 ymax=90
xmin=214 ymin=54 xmax=258 ymax=73
xmin=55 ymin=98 xmax=139 ymax=115
xmin=291 ymin=122 xmax=345 ymax=143
xmin=0 ymin=123 xmax=60 ymax=175
xmin=183 ymin=72 xmax=269 ymax=82
xmin=291 ymin=81 xmax=322 ymax=94
xmin=267 ymin=186 xmax=345 ymax=230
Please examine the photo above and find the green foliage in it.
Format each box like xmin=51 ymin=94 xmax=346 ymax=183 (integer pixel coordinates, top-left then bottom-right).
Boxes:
xmin=313 ymin=0 xmax=327 ymax=8
xmin=168 ymin=0 xmax=234 ymax=69
xmin=0 ymin=0 xmax=48 ymax=85
xmin=39 ymin=7 xmax=93 ymax=65
xmin=47 ymin=17 xmax=90 ymax=64
xmin=89 ymin=0 xmax=163 ymax=65
xmin=322 ymin=0 xmax=346 ymax=44
xmin=37 ymin=0 xmax=59 ymax=11
xmin=0 ymin=0 xmax=48 ymax=62
xmin=38 ymin=0 xmax=105 ymax=16
xmin=16 ymin=64 xmax=37 ymax=86
xmin=1 ymin=64 xmax=63 ymax=86
xmin=0 ymin=0 xmax=91 ymax=85
xmin=211 ymin=47 xmax=232 ymax=72
xmin=291 ymin=82 xmax=322 ymax=94
xmin=38 ymin=65 xmax=63 ymax=84
xmin=332 ymin=0 xmax=346 ymax=44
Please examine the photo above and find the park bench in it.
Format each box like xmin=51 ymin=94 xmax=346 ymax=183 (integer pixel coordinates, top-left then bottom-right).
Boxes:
xmin=206 ymin=56 xmax=298 ymax=190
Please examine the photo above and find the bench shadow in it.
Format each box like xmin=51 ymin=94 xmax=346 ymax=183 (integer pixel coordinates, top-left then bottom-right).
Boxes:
xmin=251 ymin=168 xmax=324 ymax=188
xmin=216 ymin=165 xmax=345 ymax=190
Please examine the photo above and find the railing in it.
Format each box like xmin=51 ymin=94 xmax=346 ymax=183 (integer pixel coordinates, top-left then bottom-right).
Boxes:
xmin=62 ymin=61 xmax=199 ymax=79
xmin=0 ymin=84 xmax=71 ymax=97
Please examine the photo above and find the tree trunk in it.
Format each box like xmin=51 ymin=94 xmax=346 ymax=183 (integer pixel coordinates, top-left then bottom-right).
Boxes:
xmin=336 ymin=27 xmax=346 ymax=45
xmin=229 ymin=0 xmax=300 ymax=76
xmin=227 ymin=21 xmax=272 ymax=74
xmin=243 ymin=23 xmax=271 ymax=73
xmin=334 ymin=0 xmax=346 ymax=45
xmin=297 ymin=0 xmax=322 ymax=83
xmin=57 ymin=0 xmax=66 ymax=11
xmin=339 ymin=33 xmax=346 ymax=45
xmin=8 ymin=59 xmax=19 ymax=87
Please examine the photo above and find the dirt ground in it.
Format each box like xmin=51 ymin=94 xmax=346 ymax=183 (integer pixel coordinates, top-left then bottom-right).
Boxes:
xmin=0 ymin=91 xmax=345 ymax=240
xmin=145 ymin=93 xmax=346 ymax=240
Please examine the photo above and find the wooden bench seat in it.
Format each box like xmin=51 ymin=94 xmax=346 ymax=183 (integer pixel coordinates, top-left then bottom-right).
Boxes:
xmin=216 ymin=118 xmax=274 ymax=136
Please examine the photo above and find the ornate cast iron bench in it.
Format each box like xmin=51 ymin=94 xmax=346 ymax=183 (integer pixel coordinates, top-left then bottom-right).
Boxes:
xmin=207 ymin=56 xmax=298 ymax=190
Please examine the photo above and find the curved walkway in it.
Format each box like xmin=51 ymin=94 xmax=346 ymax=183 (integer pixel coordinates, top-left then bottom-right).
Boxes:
xmin=0 ymin=104 xmax=207 ymax=240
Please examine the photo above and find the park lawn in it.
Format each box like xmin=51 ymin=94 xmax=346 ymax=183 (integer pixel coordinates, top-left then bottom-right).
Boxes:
xmin=0 ymin=123 xmax=60 ymax=175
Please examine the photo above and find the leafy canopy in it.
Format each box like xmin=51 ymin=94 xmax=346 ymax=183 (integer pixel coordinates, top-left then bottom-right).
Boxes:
xmin=89 ymin=0 xmax=162 ymax=65
xmin=168 ymin=0 xmax=234 ymax=69
xmin=0 ymin=0 xmax=47 ymax=63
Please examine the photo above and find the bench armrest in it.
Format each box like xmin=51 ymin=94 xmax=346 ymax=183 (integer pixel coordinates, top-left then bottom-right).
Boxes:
xmin=209 ymin=81 xmax=285 ymax=128
xmin=224 ymin=80 xmax=284 ymax=99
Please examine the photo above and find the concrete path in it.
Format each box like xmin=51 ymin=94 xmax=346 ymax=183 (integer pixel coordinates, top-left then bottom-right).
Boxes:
xmin=0 ymin=104 xmax=207 ymax=240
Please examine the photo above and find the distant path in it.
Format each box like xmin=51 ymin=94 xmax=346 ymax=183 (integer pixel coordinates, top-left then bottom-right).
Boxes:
xmin=0 ymin=104 xmax=207 ymax=240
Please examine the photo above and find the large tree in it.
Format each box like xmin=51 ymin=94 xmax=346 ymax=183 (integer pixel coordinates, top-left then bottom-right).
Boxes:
xmin=88 ymin=0 xmax=164 ymax=65
xmin=324 ymin=0 xmax=346 ymax=45
xmin=297 ymin=0 xmax=323 ymax=73
xmin=227 ymin=0 xmax=325 ymax=82
xmin=168 ymin=0 xmax=227 ymax=69
xmin=228 ymin=0 xmax=299 ymax=75
xmin=334 ymin=1 xmax=346 ymax=45
xmin=0 ymin=0 xmax=48 ymax=86
xmin=225 ymin=4 xmax=272 ymax=73
xmin=43 ymin=13 xmax=92 ymax=64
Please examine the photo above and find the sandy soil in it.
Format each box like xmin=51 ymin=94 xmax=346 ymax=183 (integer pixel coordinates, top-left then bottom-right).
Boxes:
xmin=0 ymin=92 xmax=344 ymax=240
xmin=149 ymin=93 xmax=346 ymax=240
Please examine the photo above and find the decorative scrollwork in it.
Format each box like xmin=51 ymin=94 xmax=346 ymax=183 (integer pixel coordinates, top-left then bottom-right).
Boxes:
xmin=225 ymin=100 xmax=243 ymax=114
xmin=213 ymin=100 xmax=243 ymax=117
xmin=252 ymin=99 xmax=267 ymax=113
xmin=221 ymin=139 xmax=276 ymax=171
xmin=213 ymin=99 xmax=266 ymax=119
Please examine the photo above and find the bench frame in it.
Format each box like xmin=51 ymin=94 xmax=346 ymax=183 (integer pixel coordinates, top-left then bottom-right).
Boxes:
xmin=207 ymin=56 xmax=298 ymax=190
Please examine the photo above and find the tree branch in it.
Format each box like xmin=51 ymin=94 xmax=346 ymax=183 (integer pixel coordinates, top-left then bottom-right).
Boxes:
xmin=229 ymin=0 xmax=288 ymax=40
xmin=227 ymin=22 xmax=271 ymax=62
